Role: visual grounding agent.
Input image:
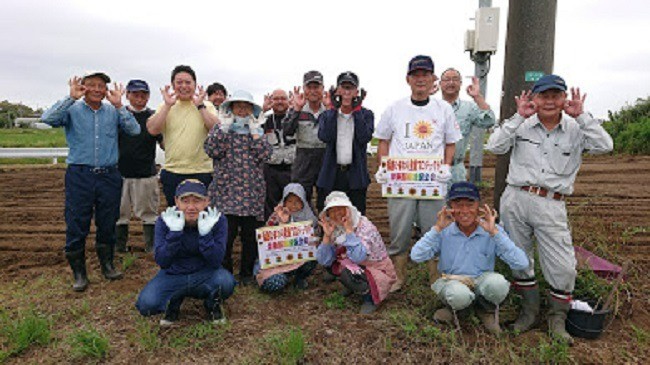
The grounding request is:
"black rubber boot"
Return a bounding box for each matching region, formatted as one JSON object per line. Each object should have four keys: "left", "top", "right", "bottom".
{"left": 509, "top": 284, "right": 540, "bottom": 333}
{"left": 65, "top": 249, "right": 89, "bottom": 292}
{"left": 96, "top": 243, "right": 123, "bottom": 280}
{"left": 115, "top": 224, "right": 129, "bottom": 253}
{"left": 142, "top": 224, "right": 155, "bottom": 252}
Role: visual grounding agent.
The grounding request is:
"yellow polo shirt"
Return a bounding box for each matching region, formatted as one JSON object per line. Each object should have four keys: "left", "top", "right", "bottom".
{"left": 156, "top": 100, "right": 216, "bottom": 174}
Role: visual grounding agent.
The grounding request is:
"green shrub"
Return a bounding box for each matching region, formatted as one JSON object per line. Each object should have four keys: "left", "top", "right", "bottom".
{"left": 604, "top": 97, "right": 650, "bottom": 155}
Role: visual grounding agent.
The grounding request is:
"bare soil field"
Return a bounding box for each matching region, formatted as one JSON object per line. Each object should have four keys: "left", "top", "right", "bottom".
{"left": 1, "top": 154, "right": 649, "bottom": 364}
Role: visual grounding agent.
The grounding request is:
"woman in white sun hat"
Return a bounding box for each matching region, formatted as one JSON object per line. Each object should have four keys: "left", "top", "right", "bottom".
{"left": 316, "top": 191, "right": 396, "bottom": 314}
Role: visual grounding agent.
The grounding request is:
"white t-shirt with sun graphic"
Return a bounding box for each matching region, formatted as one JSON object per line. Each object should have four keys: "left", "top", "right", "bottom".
{"left": 374, "top": 97, "right": 461, "bottom": 157}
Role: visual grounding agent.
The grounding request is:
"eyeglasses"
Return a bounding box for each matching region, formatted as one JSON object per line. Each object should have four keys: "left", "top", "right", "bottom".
{"left": 440, "top": 77, "right": 461, "bottom": 83}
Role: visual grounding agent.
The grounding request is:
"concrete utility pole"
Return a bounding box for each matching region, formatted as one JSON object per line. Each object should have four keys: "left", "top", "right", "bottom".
{"left": 468, "top": 0, "right": 493, "bottom": 185}
{"left": 494, "top": 0, "right": 557, "bottom": 214}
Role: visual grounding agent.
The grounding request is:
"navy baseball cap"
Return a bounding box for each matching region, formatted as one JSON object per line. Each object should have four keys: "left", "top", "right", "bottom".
{"left": 532, "top": 74, "right": 567, "bottom": 94}
{"left": 447, "top": 182, "right": 480, "bottom": 202}
{"left": 337, "top": 71, "right": 359, "bottom": 87}
{"left": 408, "top": 55, "right": 434, "bottom": 75}
{"left": 175, "top": 179, "right": 207, "bottom": 199}
{"left": 126, "top": 79, "right": 150, "bottom": 93}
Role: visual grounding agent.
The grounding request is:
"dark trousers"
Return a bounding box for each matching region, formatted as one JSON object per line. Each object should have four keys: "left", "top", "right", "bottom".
{"left": 291, "top": 148, "right": 325, "bottom": 208}
{"left": 160, "top": 169, "right": 212, "bottom": 208}
{"left": 224, "top": 215, "right": 262, "bottom": 278}
{"left": 64, "top": 165, "right": 122, "bottom": 252}
{"left": 264, "top": 163, "right": 292, "bottom": 220}
{"left": 317, "top": 168, "right": 367, "bottom": 214}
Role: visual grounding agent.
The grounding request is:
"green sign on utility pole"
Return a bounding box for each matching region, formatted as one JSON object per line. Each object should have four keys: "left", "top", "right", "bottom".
{"left": 525, "top": 71, "right": 545, "bottom": 82}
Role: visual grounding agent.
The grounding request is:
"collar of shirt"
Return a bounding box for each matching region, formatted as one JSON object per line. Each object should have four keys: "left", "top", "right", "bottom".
{"left": 532, "top": 114, "right": 567, "bottom": 132}
{"left": 82, "top": 99, "right": 107, "bottom": 112}
{"left": 448, "top": 222, "right": 488, "bottom": 239}
{"left": 338, "top": 111, "right": 353, "bottom": 120}
{"left": 302, "top": 103, "right": 325, "bottom": 117}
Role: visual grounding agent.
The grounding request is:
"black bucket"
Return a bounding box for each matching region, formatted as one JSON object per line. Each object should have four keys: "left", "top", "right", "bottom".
{"left": 565, "top": 301, "right": 611, "bottom": 339}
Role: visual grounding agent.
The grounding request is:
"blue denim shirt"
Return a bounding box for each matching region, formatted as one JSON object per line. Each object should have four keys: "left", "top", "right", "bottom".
{"left": 41, "top": 96, "right": 140, "bottom": 166}
{"left": 315, "top": 233, "right": 368, "bottom": 267}
{"left": 410, "top": 223, "right": 528, "bottom": 277}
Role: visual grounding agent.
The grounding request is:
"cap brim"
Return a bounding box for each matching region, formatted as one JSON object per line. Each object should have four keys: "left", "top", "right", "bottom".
{"left": 408, "top": 67, "right": 434, "bottom": 75}
{"left": 304, "top": 79, "right": 323, "bottom": 85}
{"left": 447, "top": 194, "right": 479, "bottom": 202}
{"left": 532, "top": 85, "right": 567, "bottom": 94}
{"left": 127, "top": 87, "right": 149, "bottom": 92}
{"left": 177, "top": 192, "right": 207, "bottom": 199}
{"left": 83, "top": 73, "right": 111, "bottom": 83}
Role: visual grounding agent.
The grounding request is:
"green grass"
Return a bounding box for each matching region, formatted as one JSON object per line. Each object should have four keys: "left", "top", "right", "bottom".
{"left": 263, "top": 326, "right": 306, "bottom": 365}
{"left": 121, "top": 253, "right": 138, "bottom": 272}
{"left": 130, "top": 317, "right": 161, "bottom": 351}
{"left": 323, "top": 292, "right": 348, "bottom": 310}
{"left": 167, "top": 320, "right": 230, "bottom": 350}
{"left": 0, "top": 128, "right": 66, "bottom": 148}
{"left": 68, "top": 327, "right": 110, "bottom": 360}
{"left": 0, "top": 309, "right": 52, "bottom": 361}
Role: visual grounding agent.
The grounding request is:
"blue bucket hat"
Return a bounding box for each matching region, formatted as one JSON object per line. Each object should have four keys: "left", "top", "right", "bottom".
{"left": 532, "top": 74, "right": 567, "bottom": 94}
{"left": 221, "top": 90, "right": 262, "bottom": 117}
{"left": 175, "top": 179, "right": 207, "bottom": 199}
{"left": 447, "top": 182, "right": 480, "bottom": 202}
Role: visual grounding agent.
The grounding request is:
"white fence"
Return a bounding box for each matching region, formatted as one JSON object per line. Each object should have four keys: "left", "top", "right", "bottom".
{"left": 0, "top": 147, "right": 68, "bottom": 164}
{"left": 0, "top": 146, "right": 166, "bottom": 165}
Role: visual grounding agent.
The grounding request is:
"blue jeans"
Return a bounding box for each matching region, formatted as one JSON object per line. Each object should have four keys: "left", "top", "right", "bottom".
{"left": 159, "top": 169, "right": 212, "bottom": 208}
{"left": 135, "top": 267, "right": 236, "bottom": 315}
{"left": 64, "top": 165, "right": 122, "bottom": 252}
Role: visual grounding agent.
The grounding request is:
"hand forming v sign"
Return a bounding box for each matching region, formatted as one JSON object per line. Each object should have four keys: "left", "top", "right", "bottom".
{"left": 68, "top": 76, "right": 87, "bottom": 100}
{"left": 161, "top": 85, "right": 177, "bottom": 106}
{"left": 106, "top": 83, "right": 125, "bottom": 108}
{"left": 434, "top": 206, "right": 455, "bottom": 232}
{"left": 477, "top": 204, "right": 499, "bottom": 236}
{"left": 515, "top": 90, "right": 537, "bottom": 118}
{"left": 341, "top": 207, "right": 354, "bottom": 234}
{"left": 292, "top": 86, "right": 306, "bottom": 111}
{"left": 466, "top": 76, "right": 481, "bottom": 98}
{"left": 563, "top": 87, "right": 586, "bottom": 118}
{"left": 193, "top": 86, "right": 207, "bottom": 106}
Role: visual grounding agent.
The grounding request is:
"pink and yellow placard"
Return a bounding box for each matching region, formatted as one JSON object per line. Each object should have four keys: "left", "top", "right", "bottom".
{"left": 379, "top": 156, "right": 447, "bottom": 199}
{"left": 256, "top": 221, "right": 317, "bottom": 269}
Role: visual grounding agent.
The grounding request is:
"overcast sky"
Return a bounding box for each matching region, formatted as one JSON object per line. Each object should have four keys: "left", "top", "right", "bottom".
{"left": 1, "top": 0, "right": 648, "bottom": 119}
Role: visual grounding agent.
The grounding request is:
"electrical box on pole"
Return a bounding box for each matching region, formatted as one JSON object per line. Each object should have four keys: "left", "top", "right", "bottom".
{"left": 465, "top": 7, "right": 500, "bottom": 55}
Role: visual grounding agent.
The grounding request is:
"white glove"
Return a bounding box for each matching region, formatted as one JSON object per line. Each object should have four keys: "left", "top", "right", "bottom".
{"left": 435, "top": 164, "right": 452, "bottom": 183}
{"left": 161, "top": 207, "right": 185, "bottom": 232}
{"left": 374, "top": 169, "right": 389, "bottom": 184}
{"left": 198, "top": 207, "right": 222, "bottom": 236}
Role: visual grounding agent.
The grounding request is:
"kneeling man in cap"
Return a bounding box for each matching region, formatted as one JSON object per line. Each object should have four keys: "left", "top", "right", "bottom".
{"left": 136, "top": 179, "right": 235, "bottom": 326}
{"left": 410, "top": 182, "right": 528, "bottom": 334}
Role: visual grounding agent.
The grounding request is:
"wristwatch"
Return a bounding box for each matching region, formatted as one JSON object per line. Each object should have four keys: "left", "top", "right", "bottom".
{"left": 197, "top": 103, "right": 206, "bottom": 110}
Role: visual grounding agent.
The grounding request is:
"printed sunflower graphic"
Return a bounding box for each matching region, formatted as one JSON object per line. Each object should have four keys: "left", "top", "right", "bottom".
{"left": 413, "top": 121, "right": 433, "bottom": 139}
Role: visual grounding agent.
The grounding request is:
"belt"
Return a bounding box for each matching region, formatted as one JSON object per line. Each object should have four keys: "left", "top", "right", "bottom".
{"left": 337, "top": 164, "right": 350, "bottom": 172}
{"left": 69, "top": 164, "right": 118, "bottom": 174}
{"left": 520, "top": 186, "right": 565, "bottom": 201}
